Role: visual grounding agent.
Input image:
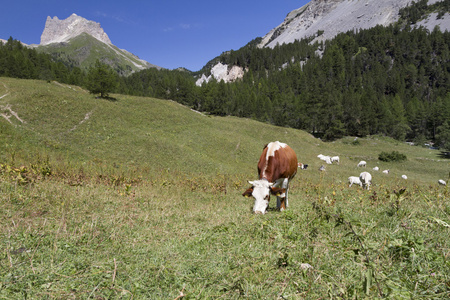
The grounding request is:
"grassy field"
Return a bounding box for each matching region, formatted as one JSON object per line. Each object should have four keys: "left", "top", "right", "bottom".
{"left": 0, "top": 77, "right": 449, "bottom": 299}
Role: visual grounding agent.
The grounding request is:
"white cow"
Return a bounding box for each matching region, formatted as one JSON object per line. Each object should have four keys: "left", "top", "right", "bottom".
{"left": 331, "top": 156, "right": 340, "bottom": 164}
{"left": 382, "top": 169, "right": 390, "bottom": 174}
{"left": 373, "top": 166, "right": 379, "bottom": 171}
{"left": 438, "top": 179, "right": 446, "bottom": 185}
{"left": 318, "top": 154, "right": 332, "bottom": 164}
{"left": 401, "top": 175, "right": 407, "bottom": 180}
{"left": 360, "top": 172, "right": 372, "bottom": 190}
{"left": 348, "top": 176, "right": 362, "bottom": 187}
{"left": 357, "top": 161, "right": 366, "bottom": 167}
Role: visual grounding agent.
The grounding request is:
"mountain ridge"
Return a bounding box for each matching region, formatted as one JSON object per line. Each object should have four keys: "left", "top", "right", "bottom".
{"left": 36, "top": 33, "right": 160, "bottom": 75}
{"left": 31, "top": 14, "right": 160, "bottom": 75}
{"left": 260, "top": 0, "right": 450, "bottom": 48}
{"left": 2, "top": 0, "right": 449, "bottom": 76}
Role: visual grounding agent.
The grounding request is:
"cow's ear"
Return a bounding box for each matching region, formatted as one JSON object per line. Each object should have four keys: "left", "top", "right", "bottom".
{"left": 242, "top": 187, "right": 253, "bottom": 198}
{"left": 270, "top": 187, "right": 286, "bottom": 196}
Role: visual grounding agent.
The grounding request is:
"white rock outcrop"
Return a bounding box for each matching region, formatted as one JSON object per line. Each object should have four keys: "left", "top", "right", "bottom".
{"left": 195, "top": 62, "right": 245, "bottom": 86}
{"left": 40, "top": 13, "right": 112, "bottom": 45}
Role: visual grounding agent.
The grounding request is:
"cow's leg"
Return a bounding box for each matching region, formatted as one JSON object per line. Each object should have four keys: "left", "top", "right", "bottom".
{"left": 277, "top": 178, "right": 289, "bottom": 211}
{"left": 277, "top": 196, "right": 285, "bottom": 211}
{"left": 283, "top": 178, "right": 290, "bottom": 208}
{"left": 281, "top": 197, "right": 287, "bottom": 210}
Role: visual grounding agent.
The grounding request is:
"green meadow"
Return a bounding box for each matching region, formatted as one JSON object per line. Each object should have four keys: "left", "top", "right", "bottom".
{"left": 1, "top": 77, "right": 449, "bottom": 299}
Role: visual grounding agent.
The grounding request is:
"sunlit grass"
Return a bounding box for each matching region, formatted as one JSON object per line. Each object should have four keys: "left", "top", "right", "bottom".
{"left": 2, "top": 173, "right": 448, "bottom": 298}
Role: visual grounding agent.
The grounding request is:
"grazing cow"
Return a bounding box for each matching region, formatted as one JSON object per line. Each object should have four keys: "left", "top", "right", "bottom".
{"left": 373, "top": 166, "right": 379, "bottom": 171}
{"left": 298, "top": 163, "right": 308, "bottom": 170}
{"left": 318, "top": 154, "right": 332, "bottom": 164}
{"left": 358, "top": 161, "right": 367, "bottom": 167}
{"left": 402, "top": 175, "right": 407, "bottom": 180}
{"left": 348, "top": 176, "right": 362, "bottom": 187}
{"left": 360, "top": 172, "right": 372, "bottom": 190}
{"left": 331, "top": 156, "right": 340, "bottom": 164}
{"left": 243, "top": 141, "right": 298, "bottom": 214}
{"left": 438, "top": 179, "right": 446, "bottom": 185}
{"left": 382, "top": 169, "right": 390, "bottom": 174}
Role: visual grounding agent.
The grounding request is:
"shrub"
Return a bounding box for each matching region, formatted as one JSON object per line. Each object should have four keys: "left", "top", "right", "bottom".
{"left": 378, "top": 151, "right": 407, "bottom": 162}
{"left": 351, "top": 139, "right": 360, "bottom": 146}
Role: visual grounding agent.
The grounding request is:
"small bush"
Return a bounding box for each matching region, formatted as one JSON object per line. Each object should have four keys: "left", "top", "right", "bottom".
{"left": 343, "top": 138, "right": 360, "bottom": 145}
{"left": 378, "top": 151, "right": 407, "bottom": 162}
{"left": 351, "top": 139, "right": 360, "bottom": 146}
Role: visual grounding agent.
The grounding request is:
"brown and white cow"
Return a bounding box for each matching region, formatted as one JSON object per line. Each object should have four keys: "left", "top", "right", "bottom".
{"left": 242, "top": 141, "right": 298, "bottom": 214}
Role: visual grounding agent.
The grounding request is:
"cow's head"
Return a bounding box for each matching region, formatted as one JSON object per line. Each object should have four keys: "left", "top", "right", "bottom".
{"left": 242, "top": 179, "right": 285, "bottom": 214}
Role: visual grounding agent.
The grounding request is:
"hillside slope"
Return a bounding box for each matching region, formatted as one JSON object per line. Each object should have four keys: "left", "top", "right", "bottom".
{"left": 0, "top": 77, "right": 314, "bottom": 176}
{"left": 260, "top": 0, "right": 450, "bottom": 48}
{"left": 0, "top": 77, "right": 448, "bottom": 183}
{"left": 197, "top": 0, "right": 450, "bottom": 85}
{"left": 36, "top": 33, "right": 157, "bottom": 75}
{"left": 32, "top": 13, "right": 159, "bottom": 75}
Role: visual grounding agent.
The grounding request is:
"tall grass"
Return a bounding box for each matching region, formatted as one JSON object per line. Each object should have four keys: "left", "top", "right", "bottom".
{"left": 0, "top": 77, "right": 449, "bottom": 298}
{"left": 1, "top": 171, "right": 448, "bottom": 298}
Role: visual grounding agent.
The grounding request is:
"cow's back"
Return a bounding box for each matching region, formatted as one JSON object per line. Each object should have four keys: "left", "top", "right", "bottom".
{"left": 258, "top": 142, "right": 298, "bottom": 182}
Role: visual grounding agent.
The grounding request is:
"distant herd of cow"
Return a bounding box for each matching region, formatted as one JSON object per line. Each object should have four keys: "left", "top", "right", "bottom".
{"left": 243, "top": 141, "right": 447, "bottom": 214}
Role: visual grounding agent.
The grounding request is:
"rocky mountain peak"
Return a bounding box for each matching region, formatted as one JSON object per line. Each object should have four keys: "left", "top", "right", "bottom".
{"left": 40, "top": 13, "right": 112, "bottom": 45}
{"left": 259, "top": 0, "right": 449, "bottom": 48}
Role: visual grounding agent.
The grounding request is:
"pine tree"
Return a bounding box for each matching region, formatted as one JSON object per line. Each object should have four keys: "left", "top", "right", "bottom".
{"left": 86, "top": 60, "right": 117, "bottom": 98}
{"left": 390, "top": 95, "right": 410, "bottom": 140}
{"left": 435, "top": 121, "right": 450, "bottom": 151}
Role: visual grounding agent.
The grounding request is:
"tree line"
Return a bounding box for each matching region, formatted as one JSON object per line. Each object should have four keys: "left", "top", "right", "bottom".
{"left": 399, "top": 0, "right": 450, "bottom": 23}
{"left": 0, "top": 9, "right": 449, "bottom": 150}
{"left": 0, "top": 37, "right": 86, "bottom": 86}
{"left": 118, "top": 23, "right": 449, "bottom": 149}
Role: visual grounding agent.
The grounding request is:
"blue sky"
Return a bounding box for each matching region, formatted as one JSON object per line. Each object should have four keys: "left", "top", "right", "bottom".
{"left": 0, "top": 0, "right": 309, "bottom": 71}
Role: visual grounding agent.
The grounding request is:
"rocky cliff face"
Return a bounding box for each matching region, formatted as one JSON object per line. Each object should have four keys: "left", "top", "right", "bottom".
{"left": 260, "top": 0, "right": 412, "bottom": 48}
{"left": 40, "top": 13, "right": 111, "bottom": 45}
{"left": 260, "top": 0, "right": 450, "bottom": 48}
